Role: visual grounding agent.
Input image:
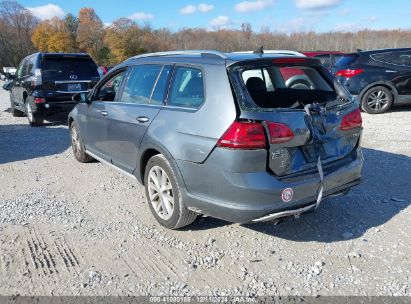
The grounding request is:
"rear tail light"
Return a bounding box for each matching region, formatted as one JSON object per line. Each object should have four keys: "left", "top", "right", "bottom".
{"left": 266, "top": 122, "right": 294, "bottom": 144}
{"left": 340, "top": 108, "right": 362, "bottom": 130}
{"left": 335, "top": 69, "right": 364, "bottom": 78}
{"left": 34, "top": 98, "right": 46, "bottom": 104}
{"left": 217, "top": 121, "right": 266, "bottom": 149}
{"left": 31, "top": 68, "right": 42, "bottom": 86}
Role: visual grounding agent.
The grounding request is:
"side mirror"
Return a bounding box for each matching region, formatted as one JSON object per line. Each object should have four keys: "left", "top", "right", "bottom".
{"left": 72, "top": 92, "right": 88, "bottom": 103}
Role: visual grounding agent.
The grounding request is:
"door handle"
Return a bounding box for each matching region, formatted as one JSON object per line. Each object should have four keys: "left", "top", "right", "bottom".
{"left": 137, "top": 116, "right": 149, "bottom": 123}
{"left": 100, "top": 111, "right": 108, "bottom": 117}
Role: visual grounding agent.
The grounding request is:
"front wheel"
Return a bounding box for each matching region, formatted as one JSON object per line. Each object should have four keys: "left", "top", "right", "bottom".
{"left": 70, "top": 121, "right": 93, "bottom": 163}
{"left": 144, "top": 154, "right": 197, "bottom": 229}
{"left": 25, "top": 101, "right": 44, "bottom": 126}
{"left": 361, "top": 86, "right": 393, "bottom": 114}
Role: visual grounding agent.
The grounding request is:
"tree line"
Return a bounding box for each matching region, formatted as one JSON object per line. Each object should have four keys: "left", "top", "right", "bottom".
{"left": 1, "top": 0, "right": 411, "bottom": 68}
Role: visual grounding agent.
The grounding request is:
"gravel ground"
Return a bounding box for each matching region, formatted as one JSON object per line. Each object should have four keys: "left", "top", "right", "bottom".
{"left": 0, "top": 83, "right": 410, "bottom": 297}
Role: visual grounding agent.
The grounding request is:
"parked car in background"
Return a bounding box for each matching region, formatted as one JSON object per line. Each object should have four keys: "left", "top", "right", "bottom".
{"left": 68, "top": 50, "right": 363, "bottom": 229}
{"left": 303, "top": 51, "right": 344, "bottom": 70}
{"left": 6, "top": 53, "right": 100, "bottom": 126}
{"left": 333, "top": 48, "right": 411, "bottom": 114}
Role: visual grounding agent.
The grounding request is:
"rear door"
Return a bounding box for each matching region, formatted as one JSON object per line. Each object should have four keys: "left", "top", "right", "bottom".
{"left": 230, "top": 59, "right": 361, "bottom": 176}
{"left": 12, "top": 58, "right": 28, "bottom": 107}
{"left": 387, "top": 51, "right": 411, "bottom": 96}
{"left": 107, "top": 64, "right": 172, "bottom": 173}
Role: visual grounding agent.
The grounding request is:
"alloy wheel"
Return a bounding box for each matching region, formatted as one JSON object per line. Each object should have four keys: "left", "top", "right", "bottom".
{"left": 367, "top": 90, "right": 390, "bottom": 111}
{"left": 147, "top": 166, "right": 174, "bottom": 221}
{"left": 70, "top": 125, "right": 81, "bottom": 157}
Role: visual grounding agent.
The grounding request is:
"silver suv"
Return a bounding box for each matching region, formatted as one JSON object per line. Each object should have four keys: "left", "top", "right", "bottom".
{"left": 68, "top": 50, "right": 363, "bottom": 229}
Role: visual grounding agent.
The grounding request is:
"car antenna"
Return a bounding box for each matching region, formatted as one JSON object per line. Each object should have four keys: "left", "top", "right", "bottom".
{"left": 253, "top": 46, "right": 264, "bottom": 55}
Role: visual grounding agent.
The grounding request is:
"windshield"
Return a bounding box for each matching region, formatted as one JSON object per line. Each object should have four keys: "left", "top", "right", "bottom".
{"left": 233, "top": 64, "right": 336, "bottom": 110}
{"left": 42, "top": 57, "right": 99, "bottom": 80}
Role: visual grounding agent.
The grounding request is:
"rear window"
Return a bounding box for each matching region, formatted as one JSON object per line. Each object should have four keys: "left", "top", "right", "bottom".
{"left": 334, "top": 55, "right": 358, "bottom": 67}
{"left": 41, "top": 57, "right": 99, "bottom": 80}
{"left": 232, "top": 64, "right": 336, "bottom": 110}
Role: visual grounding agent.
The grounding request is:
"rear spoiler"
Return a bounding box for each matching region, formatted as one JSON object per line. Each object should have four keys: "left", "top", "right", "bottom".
{"left": 42, "top": 53, "right": 91, "bottom": 59}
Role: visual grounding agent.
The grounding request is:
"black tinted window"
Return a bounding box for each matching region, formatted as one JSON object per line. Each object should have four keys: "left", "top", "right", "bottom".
{"left": 315, "top": 54, "right": 331, "bottom": 66}
{"left": 151, "top": 66, "right": 172, "bottom": 105}
{"left": 335, "top": 55, "right": 358, "bottom": 67}
{"left": 377, "top": 51, "right": 411, "bottom": 66}
{"left": 121, "top": 65, "right": 162, "bottom": 104}
{"left": 168, "top": 67, "right": 204, "bottom": 108}
{"left": 41, "top": 57, "right": 99, "bottom": 80}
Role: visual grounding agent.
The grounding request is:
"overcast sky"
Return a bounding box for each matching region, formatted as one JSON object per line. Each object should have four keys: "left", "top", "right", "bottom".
{"left": 20, "top": 0, "right": 411, "bottom": 33}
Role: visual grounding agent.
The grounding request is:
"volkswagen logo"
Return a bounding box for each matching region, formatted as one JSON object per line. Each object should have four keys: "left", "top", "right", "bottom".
{"left": 69, "top": 74, "right": 78, "bottom": 80}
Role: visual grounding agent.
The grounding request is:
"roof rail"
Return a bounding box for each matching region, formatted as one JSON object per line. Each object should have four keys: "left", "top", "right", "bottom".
{"left": 130, "top": 50, "right": 227, "bottom": 60}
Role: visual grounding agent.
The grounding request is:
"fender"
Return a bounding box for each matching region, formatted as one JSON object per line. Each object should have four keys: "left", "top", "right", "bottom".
{"left": 136, "top": 140, "right": 188, "bottom": 192}
{"left": 358, "top": 81, "right": 399, "bottom": 103}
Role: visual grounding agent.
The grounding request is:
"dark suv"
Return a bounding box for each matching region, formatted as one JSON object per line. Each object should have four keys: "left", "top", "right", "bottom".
{"left": 7, "top": 53, "right": 100, "bottom": 125}
{"left": 333, "top": 48, "right": 411, "bottom": 114}
{"left": 69, "top": 50, "right": 363, "bottom": 229}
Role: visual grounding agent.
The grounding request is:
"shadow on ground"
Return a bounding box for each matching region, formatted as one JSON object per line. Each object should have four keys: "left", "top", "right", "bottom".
{"left": 240, "top": 147, "right": 410, "bottom": 242}
{"left": 0, "top": 123, "right": 70, "bottom": 164}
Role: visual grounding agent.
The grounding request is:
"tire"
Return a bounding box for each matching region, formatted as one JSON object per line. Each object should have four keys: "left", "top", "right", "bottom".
{"left": 144, "top": 154, "right": 197, "bottom": 229}
{"left": 70, "top": 121, "right": 93, "bottom": 163}
{"left": 288, "top": 79, "right": 312, "bottom": 90}
{"left": 25, "top": 101, "right": 44, "bottom": 126}
{"left": 361, "top": 86, "right": 393, "bottom": 114}
{"left": 10, "top": 99, "right": 24, "bottom": 117}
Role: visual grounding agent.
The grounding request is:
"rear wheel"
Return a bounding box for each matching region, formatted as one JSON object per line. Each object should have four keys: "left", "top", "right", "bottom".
{"left": 144, "top": 154, "right": 197, "bottom": 229}
{"left": 25, "top": 101, "right": 44, "bottom": 126}
{"left": 361, "top": 86, "right": 393, "bottom": 114}
{"left": 70, "top": 121, "right": 93, "bottom": 163}
{"left": 10, "top": 99, "right": 23, "bottom": 117}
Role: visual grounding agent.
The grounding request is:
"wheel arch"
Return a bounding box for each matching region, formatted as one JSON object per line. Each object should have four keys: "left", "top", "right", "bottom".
{"left": 136, "top": 143, "right": 187, "bottom": 191}
{"left": 359, "top": 81, "right": 398, "bottom": 104}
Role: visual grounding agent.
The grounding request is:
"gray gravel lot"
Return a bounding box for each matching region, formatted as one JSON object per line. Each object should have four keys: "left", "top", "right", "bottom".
{"left": 0, "top": 83, "right": 410, "bottom": 297}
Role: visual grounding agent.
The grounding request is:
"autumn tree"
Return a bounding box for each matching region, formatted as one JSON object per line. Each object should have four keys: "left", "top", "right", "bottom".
{"left": 104, "top": 18, "right": 147, "bottom": 64}
{"left": 32, "top": 17, "right": 74, "bottom": 52}
{"left": 76, "top": 8, "right": 104, "bottom": 62}
{"left": 0, "top": 1, "right": 38, "bottom": 67}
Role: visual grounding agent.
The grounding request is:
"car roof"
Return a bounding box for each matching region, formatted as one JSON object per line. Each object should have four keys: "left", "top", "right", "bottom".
{"left": 353, "top": 48, "right": 411, "bottom": 56}
{"left": 123, "top": 50, "right": 310, "bottom": 67}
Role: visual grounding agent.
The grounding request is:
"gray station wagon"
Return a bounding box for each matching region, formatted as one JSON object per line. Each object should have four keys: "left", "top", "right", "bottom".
{"left": 68, "top": 50, "right": 363, "bottom": 229}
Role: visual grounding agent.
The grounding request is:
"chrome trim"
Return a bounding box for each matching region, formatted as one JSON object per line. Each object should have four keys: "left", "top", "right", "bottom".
{"left": 55, "top": 80, "right": 92, "bottom": 84}
{"left": 252, "top": 203, "right": 317, "bottom": 222}
{"left": 85, "top": 150, "right": 137, "bottom": 181}
{"left": 56, "top": 90, "right": 89, "bottom": 94}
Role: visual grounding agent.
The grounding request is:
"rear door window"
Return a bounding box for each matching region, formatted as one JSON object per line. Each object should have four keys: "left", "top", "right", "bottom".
{"left": 41, "top": 57, "right": 99, "bottom": 80}
{"left": 168, "top": 67, "right": 204, "bottom": 108}
{"left": 121, "top": 64, "right": 162, "bottom": 104}
{"left": 151, "top": 66, "right": 172, "bottom": 105}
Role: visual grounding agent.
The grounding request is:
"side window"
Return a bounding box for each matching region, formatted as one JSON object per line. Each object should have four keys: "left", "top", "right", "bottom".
{"left": 392, "top": 52, "right": 411, "bottom": 67}
{"left": 121, "top": 65, "right": 162, "bottom": 104}
{"left": 27, "top": 56, "right": 35, "bottom": 75}
{"left": 168, "top": 67, "right": 204, "bottom": 108}
{"left": 371, "top": 52, "right": 394, "bottom": 65}
{"left": 17, "top": 59, "right": 27, "bottom": 78}
{"left": 97, "top": 71, "right": 126, "bottom": 102}
{"left": 151, "top": 66, "right": 172, "bottom": 105}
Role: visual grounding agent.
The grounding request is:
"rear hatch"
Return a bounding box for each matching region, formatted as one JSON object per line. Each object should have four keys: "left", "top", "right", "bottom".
{"left": 227, "top": 57, "right": 362, "bottom": 176}
{"left": 40, "top": 54, "right": 100, "bottom": 100}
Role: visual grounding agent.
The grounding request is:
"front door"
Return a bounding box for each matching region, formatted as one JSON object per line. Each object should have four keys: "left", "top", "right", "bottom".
{"left": 107, "top": 64, "right": 172, "bottom": 173}
{"left": 81, "top": 70, "right": 127, "bottom": 161}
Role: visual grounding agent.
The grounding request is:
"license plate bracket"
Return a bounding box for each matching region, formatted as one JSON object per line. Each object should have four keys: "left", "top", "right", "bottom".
{"left": 68, "top": 83, "right": 82, "bottom": 91}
